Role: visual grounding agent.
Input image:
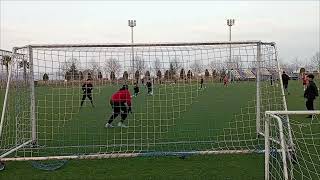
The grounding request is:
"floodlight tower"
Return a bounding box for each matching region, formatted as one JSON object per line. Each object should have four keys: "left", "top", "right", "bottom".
{"left": 128, "top": 20, "right": 136, "bottom": 74}
{"left": 227, "top": 19, "right": 235, "bottom": 82}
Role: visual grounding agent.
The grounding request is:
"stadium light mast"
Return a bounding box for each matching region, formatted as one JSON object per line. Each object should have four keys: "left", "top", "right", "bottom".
{"left": 227, "top": 19, "right": 235, "bottom": 82}
{"left": 128, "top": 20, "right": 136, "bottom": 76}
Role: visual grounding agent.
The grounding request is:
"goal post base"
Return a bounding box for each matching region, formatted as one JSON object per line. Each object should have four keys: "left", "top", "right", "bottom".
{"left": 1, "top": 149, "right": 262, "bottom": 162}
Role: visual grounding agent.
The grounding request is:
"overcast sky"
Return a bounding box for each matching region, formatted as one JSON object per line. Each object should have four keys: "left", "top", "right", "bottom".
{"left": 0, "top": 1, "right": 319, "bottom": 63}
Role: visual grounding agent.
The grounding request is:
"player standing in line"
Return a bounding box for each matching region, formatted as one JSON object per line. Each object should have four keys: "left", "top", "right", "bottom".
{"left": 281, "top": 71, "right": 290, "bottom": 95}
{"left": 80, "top": 79, "right": 95, "bottom": 108}
{"left": 199, "top": 77, "right": 204, "bottom": 89}
{"left": 105, "top": 85, "right": 132, "bottom": 128}
{"left": 146, "top": 79, "right": 153, "bottom": 95}
{"left": 304, "top": 74, "right": 319, "bottom": 118}
{"left": 133, "top": 83, "right": 140, "bottom": 97}
{"left": 223, "top": 75, "right": 229, "bottom": 87}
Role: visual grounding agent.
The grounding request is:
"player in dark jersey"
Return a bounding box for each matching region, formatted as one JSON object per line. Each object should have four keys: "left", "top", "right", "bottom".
{"left": 146, "top": 80, "right": 153, "bottom": 95}
{"left": 281, "top": 71, "right": 290, "bottom": 95}
{"left": 80, "top": 79, "right": 95, "bottom": 108}
{"left": 133, "top": 83, "right": 139, "bottom": 97}
{"left": 200, "top": 77, "right": 204, "bottom": 89}
{"left": 304, "top": 74, "right": 319, "bottom": 118}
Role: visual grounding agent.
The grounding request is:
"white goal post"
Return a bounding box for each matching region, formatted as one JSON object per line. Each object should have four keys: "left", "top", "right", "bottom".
{"left": 1, "top": 41, "right": 284, "bottom": 163}
{"left": 265, "top": 111, "right": 320, "bottom": 180}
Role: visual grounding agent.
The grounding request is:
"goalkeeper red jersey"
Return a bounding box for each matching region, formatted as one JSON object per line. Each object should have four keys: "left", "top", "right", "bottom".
{"left": 110, "top": 89, "right": 132, "bottom": 106}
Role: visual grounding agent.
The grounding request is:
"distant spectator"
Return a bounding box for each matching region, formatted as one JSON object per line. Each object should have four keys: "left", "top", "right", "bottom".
{"left": 304, "top": 74, "right": 319, "bottom": 118}
{"left": 302, "top": 73, "right": 308, "bottom": 91}
{"left": 224, "top": 76, "right": 229, "bottom": 87}
{"left": 281, "top": 71, "right": 290, "bottom": 95}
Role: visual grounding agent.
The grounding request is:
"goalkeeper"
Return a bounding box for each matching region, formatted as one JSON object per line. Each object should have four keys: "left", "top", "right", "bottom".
{"left": 80, "top": 79, "right": 95, "bottom": 108}
{"left": 105, "top": 85, "right": 132, "bottom": 128}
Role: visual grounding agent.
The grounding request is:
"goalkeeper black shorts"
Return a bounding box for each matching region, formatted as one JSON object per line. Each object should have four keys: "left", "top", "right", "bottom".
{"left": 110, "top": 101, "right": 128, "bottom": 114}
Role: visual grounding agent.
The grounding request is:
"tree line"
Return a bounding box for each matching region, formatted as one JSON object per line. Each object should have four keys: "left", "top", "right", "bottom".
{"left": 50, "top": 56, "right": 224, "bottom": 82}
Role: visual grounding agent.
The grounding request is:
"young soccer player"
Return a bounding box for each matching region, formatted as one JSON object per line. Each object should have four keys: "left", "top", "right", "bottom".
{"left": 105, "top": 85, "right": 132, "bottom": 128}
{"left": 270, "top": 75, "right": 273, "bottom": 86}
{"left": 146, "top": 79, "right": 153, "bottom": 95}
{"left": 80, "top": 79, "right": 95, "bottom": 108}
{"left": 281, "top": 71, "right": 290, "bottom": 95}
{"left": 199, "top": 77, "right": 204, "bottom": 89}
{"left": 133, "top": 83, "right": 139, "bottom": 97}
{"left": 304, "top": 74, "right": 319, "bottom": 118}
{"left": 223, "top": 75, "right": 228, "bottom": 87}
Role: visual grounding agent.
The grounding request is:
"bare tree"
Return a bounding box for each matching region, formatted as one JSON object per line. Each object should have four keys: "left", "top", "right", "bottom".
{"left": 311, "top": 51, "right": 320, "bottom": 72}
{"left": 134, "top": 56, "right": 145, "bottom": 73}
{"left": 279, "top": 59, "right": 292, "bottom": 73}
{"left": 1, "top": 55, "right": 11, "bottom": 77}
{"left": 169, "top": 58, "right": 182, "bottom": 75}
{"left": 153, "top": 58, "right": 162, "bottom": 73}
{"left": 89, "top": 59, "right": 101, "bottom": 78}
{"left": 64, "top": 63, "right": 80, "bottom": 81}
{"left": 104, "top": 58, "right": 121, "bottom": 78}
{"left": 290, "top": 57, "right": 302, "bottom": 73}
{"left": 190, "top": 60, "right": 203, "bottom": 75}
{"left": 209, "top": 61, "right": 217, "bottom": 74}
{"left": 59, "top": 58, "right": 80, "bottom": 79}
{"left": 233, "top": 56, "right": 243, "bottom": 69}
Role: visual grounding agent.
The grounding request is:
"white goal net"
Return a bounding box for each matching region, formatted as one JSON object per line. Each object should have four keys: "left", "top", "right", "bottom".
{"left": 1, "top": 41, "right": 284, "bottom": 163}
{"left": 265, "top": 111, "right": 320, "bottom": 180}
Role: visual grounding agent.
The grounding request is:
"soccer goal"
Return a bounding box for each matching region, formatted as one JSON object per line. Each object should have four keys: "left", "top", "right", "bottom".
{"left": 1, "top": 41, "right": 284, "bottom": 165}
{"left": 265, "top": 111, "right": 320, "bottom": 180}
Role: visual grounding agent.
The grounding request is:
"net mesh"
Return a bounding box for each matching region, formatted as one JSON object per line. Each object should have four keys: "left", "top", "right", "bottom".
{"left": 1, "top": 42, "right": 283, "bottom": 159}
{"left": 267, "top": 114, "right": 320, "bottom": 180}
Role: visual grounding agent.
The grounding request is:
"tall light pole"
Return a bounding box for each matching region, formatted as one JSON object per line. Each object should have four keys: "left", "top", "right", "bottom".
{"left": 128, "top": 20, "right": 136, "bottom": 78}
{"left": 227, "top": 19, "right": 235, "bottom": 82}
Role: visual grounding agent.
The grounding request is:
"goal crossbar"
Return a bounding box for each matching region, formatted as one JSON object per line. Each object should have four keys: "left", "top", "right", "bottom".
{"left": 265, "top": 110, "right": 320, "bottom": 115}
{"left": 14, "top": 41, "right": 275, "bottom": 49}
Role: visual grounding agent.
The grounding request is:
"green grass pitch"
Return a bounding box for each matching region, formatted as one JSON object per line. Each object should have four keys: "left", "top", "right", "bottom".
{"left": 0, "top": 80, "right": 319, "bottom": 180}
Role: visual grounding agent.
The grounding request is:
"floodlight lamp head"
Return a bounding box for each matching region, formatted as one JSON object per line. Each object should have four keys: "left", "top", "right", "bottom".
{"left": 227, "top": 19, "right": 235, "bottom": 26}
{"left": 128, "top": 20, "right": 136, "bottom": 27}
